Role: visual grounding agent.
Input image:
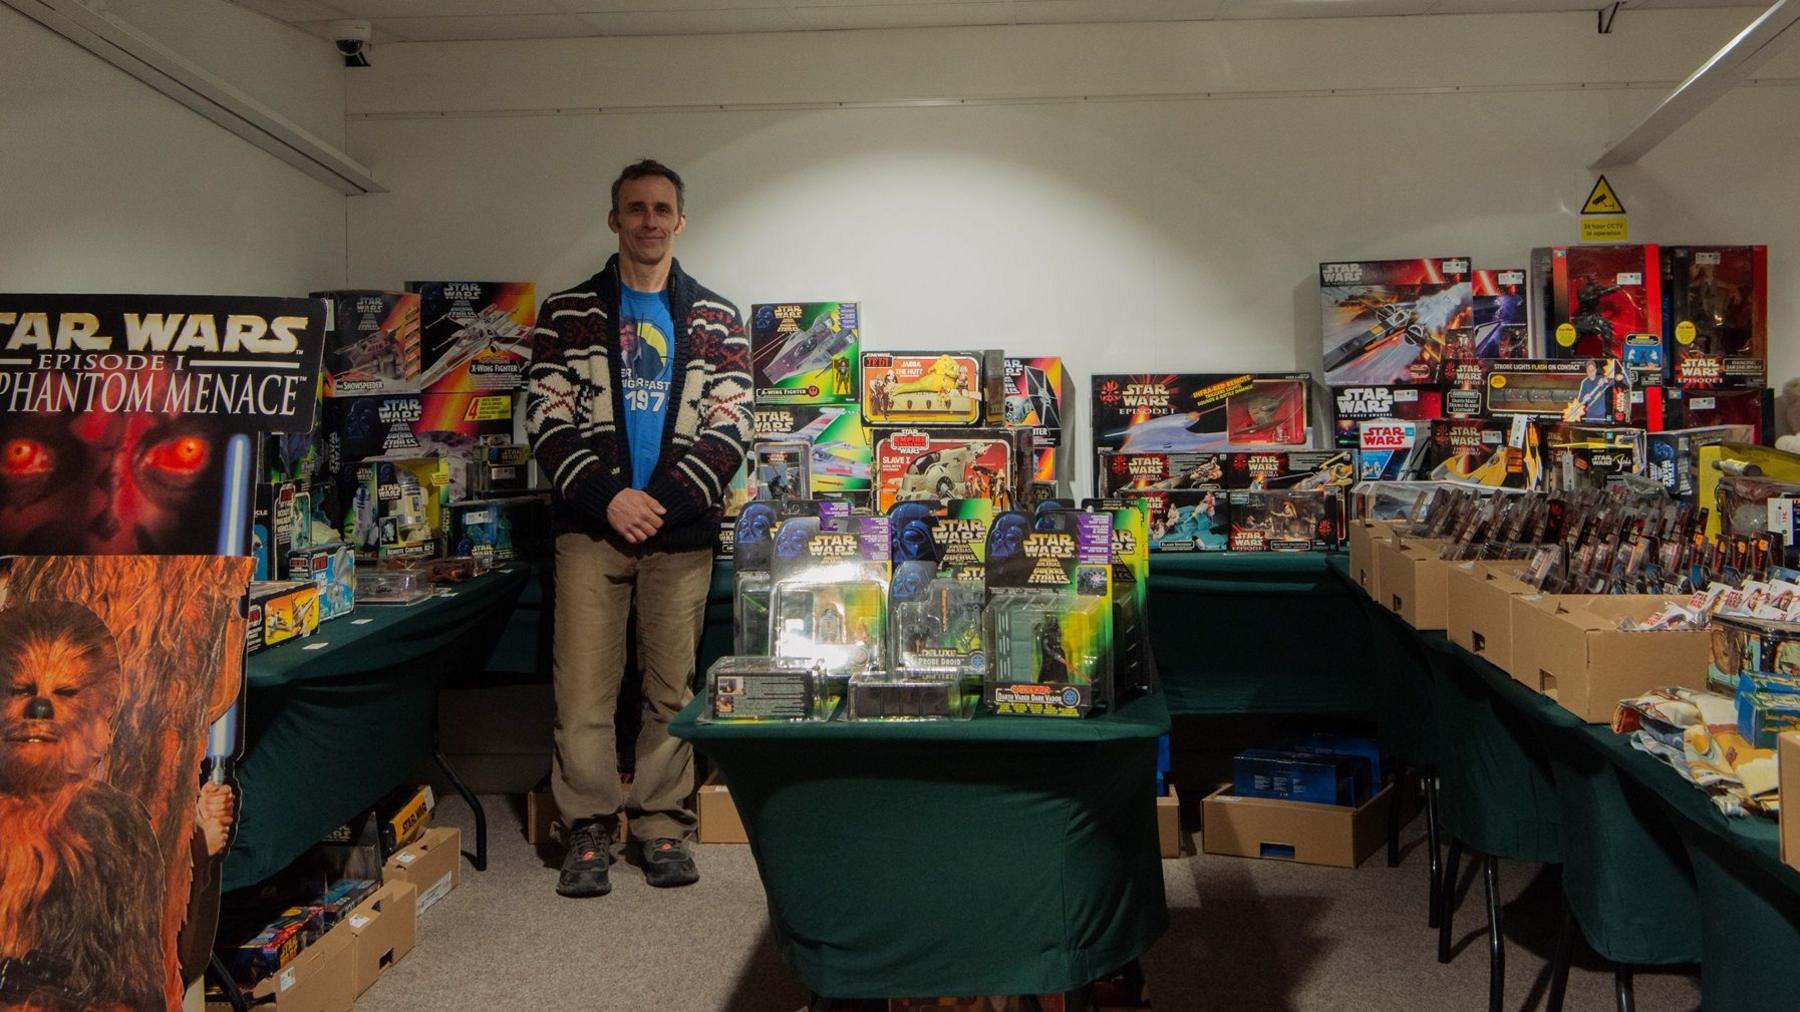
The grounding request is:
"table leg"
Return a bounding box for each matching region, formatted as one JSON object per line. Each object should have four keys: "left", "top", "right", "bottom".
{"left": 432, "top": 728, "right": 488, "bottom": 872}
{"left": 1439, "top": 836, "right": 1461, "bottom": 963}
{"left": 207, "top": 953, "right": 248, "bottom": 1012}
{"left": 1614, "top": 965, "right": 1635, "bottom": 1012}
{"left": 1425, "top": 771, "right": 1443, "bottom": 929}
{"left": 1546, "top": 898, "right": 1575, "bottom": 1012}
{"left": 1387, "top": 759, "right": 1409, "bottom": 868}
{"left": 1484, "top": 854, "right": 1504, "bottom": 1012}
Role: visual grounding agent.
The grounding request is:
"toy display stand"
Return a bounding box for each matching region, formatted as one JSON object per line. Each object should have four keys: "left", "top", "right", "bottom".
{"left": 671, "top": 689, "right": 1170, "bottom": 1000}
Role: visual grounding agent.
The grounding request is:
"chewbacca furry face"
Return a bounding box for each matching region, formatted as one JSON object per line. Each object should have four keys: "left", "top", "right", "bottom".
{"left": 0, "top": 601, "right": 122, "bottom": 795}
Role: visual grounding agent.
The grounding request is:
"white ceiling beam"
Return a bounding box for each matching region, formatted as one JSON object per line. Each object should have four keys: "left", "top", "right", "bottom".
{"left": 3, "top": 0, "right": 384, "bottom": 195}
{"left": 1592, "top": 0, "right": 1800, "bottom": 168}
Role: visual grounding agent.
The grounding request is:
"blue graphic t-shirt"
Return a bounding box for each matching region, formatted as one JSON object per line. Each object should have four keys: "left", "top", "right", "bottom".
{"left": 619, "top": 283, "right": 674, "bottom": 489}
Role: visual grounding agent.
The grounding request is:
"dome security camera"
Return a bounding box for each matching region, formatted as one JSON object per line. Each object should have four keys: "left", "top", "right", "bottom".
{"left": 327, "top": 20, "right": 372, "bottom": 68}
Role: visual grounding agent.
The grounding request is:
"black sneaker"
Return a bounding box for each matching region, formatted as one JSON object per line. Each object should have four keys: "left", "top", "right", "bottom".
{"left": 556, "top": 818, "right": 613, "bottom": 898}
{"left": 640, "top": 837, "right": 699, "bottom": 888}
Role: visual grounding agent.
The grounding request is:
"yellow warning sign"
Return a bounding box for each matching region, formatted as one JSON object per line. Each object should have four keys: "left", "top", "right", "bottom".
{"left": 1580, "top": 217, "right": 1629, "bottom": 242}
{"left": 1581, "top": 176, "right": 1626, "bottom": 215}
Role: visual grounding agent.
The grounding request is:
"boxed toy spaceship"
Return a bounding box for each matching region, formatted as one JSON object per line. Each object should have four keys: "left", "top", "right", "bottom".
{"left": 1531, "top": 245, "right": 1661, "bottom": 365}
{"left": 321, "top": 390, "right": 518, "bottom": 513}
{"left": 1095, "top": 450, "right": 1351, "bottom": 495}
{"left": 1662, "top": 245, "right": 1767, "bottom": 389}
{"left": 1357, "top": 420, "right": 1420, "bottom": 482}
{"left": 1003, "top": 356, "right": 1068, "bottom": 486}
{"left": 287, "top": 541, "right": 356, "bottom": 622}
{"left": 1401, "top": 418, "right": 1543, "bottom": 490}
{"left": 1481, "top": 359, "right": 1630, "bottom": 424}
{"left": 1462, "top": 268, "right": 1531, "bottom": 359}
{"left": 750, "top": 302, "right": 859, "bottom": 406}
{"left": 984, "top": 509, "right": 1114, "bottom": 717}
{"left": 405, "top": 281, "right": 535, "bottom": 394}
{"left": 315, "top": 290, "right": 422, "bottom": 397}
{"left": 349, "top": 456, "right": 452, "bottom": 561}
{"left": 466, "top": 444, "right": 533, "bottom": 497}
{"left": 1646, "top": 425, "right": 1755, "bottom": 499}
{"left": 1331, "top": 384, "right": 1443, "bottom": 447}
{"left": 1097, "top": 451, "right": 1228, "bottom": 495}
{"left": 871, "top": 427, "right": 1031, "bottom": 513}
{"left": 747, "top": 439, "right": 811, "bottom": 504}
{"left": 252, "top": 478, "right": 311, "bottom": 582}
{"left": 1141, "top": 489, "right": 1230, "bottom": 553}
{"left": 860, "top": 350, "right": 1005, "bottom": 427}
{"left": 449, "top": 494, "right": 550, "bottom": 564}
{"left": 1227, "top": 489, "right": 1344, "bottom": 552}
{"left": 1225, "top": 450, "right": 1357, "bottom": 491}
{"left": 748, "top": 404, "right": 871, "bottom": 502}
{"left": 1319, "top": 257, "right": 1472, "bottom": 386}
{"left": 1092, "top": 373, "right": 1314, "bottom": 454}
{"left": 247, "top": 580, "right": 321, "bottom": 654}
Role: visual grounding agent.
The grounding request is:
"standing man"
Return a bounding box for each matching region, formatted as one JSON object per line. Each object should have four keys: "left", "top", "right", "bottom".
{"left": 526, "top": 159, "right": 752, "bottom": 898}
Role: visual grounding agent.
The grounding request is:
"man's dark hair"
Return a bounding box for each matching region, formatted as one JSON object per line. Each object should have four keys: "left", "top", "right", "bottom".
{"left": 611, "top": 159, "right": 685, "bottom": 213}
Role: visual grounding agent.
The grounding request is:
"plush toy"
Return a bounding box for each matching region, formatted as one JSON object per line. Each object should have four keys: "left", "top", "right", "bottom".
{"left": 1775, "top": 378, "right": 1800, "bottom": 442}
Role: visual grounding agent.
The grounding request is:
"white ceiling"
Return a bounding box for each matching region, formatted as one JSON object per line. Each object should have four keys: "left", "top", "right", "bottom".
{"left": 229, "top": 0, "right": 1767, "bottom": 43}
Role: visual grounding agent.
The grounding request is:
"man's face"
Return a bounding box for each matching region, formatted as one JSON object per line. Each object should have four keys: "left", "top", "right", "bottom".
{"left": 609, "top": 176, "right": 686, "bottom": 268}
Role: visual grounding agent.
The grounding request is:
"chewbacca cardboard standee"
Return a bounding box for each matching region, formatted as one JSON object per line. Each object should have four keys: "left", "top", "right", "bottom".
{"left": 0, "top": 555, "right": 249, "bottom": 1011}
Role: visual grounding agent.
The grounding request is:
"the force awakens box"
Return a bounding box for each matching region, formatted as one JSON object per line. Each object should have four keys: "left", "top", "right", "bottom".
{"left": 316, "top": 290, "right": 422, "bottom": 397}
{"left": 1320, "top": 257, "right": 1472, "bottom": 386}
{"left": 1330, "top": 384, "right": 1443, "bottom": 447}
{"left": 1091, "top": 373, "right": 1313, "bottom": 454}
{"left": 750, "top": 302, "right": 859, "bottom": 406}
{"left": 406, "top": 281, "right": 535, "bottom": 394}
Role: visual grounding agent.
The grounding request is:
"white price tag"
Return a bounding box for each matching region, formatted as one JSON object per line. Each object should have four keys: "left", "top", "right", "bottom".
{"left": 279, "top": 968, "right": 296, "bottom": 992}
{"left": 348, "top": 914, "right": 371, "bottom": 930}
{"left": 302, "top": 642, "right": 329, "bottom": 651}
{"left": 351, "top": 618, "right": 374, "bottom": 625}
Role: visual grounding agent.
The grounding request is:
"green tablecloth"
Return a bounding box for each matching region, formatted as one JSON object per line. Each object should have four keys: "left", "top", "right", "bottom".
{"left": 1149, "top": 553, "right": 1374, "bottom": 717}
{"left": 673, "top": 691, "right": 1171, "bottom": 999}
{"left": 223, "top": 567, "right": 530, "bottom": 891}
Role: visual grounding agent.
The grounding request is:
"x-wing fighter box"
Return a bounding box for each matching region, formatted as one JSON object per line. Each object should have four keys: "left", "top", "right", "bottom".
{"left": 1661, "top": 246, "right": 1768, "bottom": 391}
{"left": 1092, "top": 373, "right": 1314, "bottom": 457}
{"left": 406, "top": 281, "right": 535, "bottom": 394}
{"left": 315, "top": 290, "right": 422, "bottom": 396}
{"left": 1320, "top": 258, "right": 1472, "bottom": 386}
{"left": 872, "top": 428, "right": 1031, "bottom": 514}
{"left": 1003, "top": 357, "right": 1069, "bottom": 488}
{"left": 1530, "top": 246, "right": 1661, "bottom": 372}
{"left": 750, "top": 302, "right": 860, "bottom": 406}
{"left": 1331, "top": 385, "right": 1443, "bottom": 447}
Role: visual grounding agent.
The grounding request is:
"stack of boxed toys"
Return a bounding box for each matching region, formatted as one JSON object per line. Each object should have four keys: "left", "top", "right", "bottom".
{"left": 1091, "top": 373, "right": 1349, "bottom": 553}
{"left": 210, "top": 784, "right": 459, "bottom": 1011}
{"left": 309, "top": 285, "right": 551, "bottom": 606}
{"left": 725, "top": 299, "right": 1069, "bottom": 556}
{"left": 1201, "top": 734, "right": 1391, "bottom": 869}
{"left": 711, "top": 496, "right": 1152, "bottom": 722}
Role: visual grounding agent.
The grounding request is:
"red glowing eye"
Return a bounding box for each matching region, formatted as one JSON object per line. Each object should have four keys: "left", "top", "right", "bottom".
{"left": 145, "top": 435, "right": 209, "bottom": 475}
{"left": 0, "top": 438, "right": 52, "bottom": 476}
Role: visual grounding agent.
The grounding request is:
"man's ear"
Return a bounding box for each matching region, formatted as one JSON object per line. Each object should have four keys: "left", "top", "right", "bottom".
{"left": 673, "top": 211, "right": 688, "bottom": 237}
{"left": 607, "top": 208, "right": 620, "bottom": 234}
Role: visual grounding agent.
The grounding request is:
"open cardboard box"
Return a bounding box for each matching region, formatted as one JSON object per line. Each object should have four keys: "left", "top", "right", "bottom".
{"left": 382, "top": 825, "right": 462, "bottom": 916}
{"left": 698, "top": 774, "right": 747, "bottom": 845}
{"left": 347, "top": 878, "right": 417, "bottom": 996}
{"left": 1347, "top": 518, "right": 1402, "bottom": 594}
{"left": 1374, "top": 536, "right": 1454, "bottom": 630}
{"left": 1508, "top": 594, "right": 1712, "bottom": 722}
{"left": 208, "top": 919, "right": 355, "bottom": 1012}
{"left": 1445, "top": 560, "right": 1535, "bottom": 674}
{"left": 1157, "top": 790, "right": 1182, "bottom": 859}
{"left": 1782, "top": 732, "right": 1800, "bottom": 874}
{"left": 526, "top": 780, "right": 633, "bottom": 846}
{"left": 1200, "top": 782, "right": 1393, "bottom": 869}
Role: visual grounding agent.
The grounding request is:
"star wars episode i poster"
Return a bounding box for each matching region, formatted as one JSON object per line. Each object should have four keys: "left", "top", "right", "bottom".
{"left": 0, "top": 295, "right": 325, "bottom": 555}
{"left": 0, "top": 555, "right": 250, "bottom": 1011}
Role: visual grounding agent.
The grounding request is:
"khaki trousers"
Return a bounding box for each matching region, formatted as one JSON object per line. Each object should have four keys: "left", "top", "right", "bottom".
{"left": 551, "top": 533, "right": 712, "bottom": 841}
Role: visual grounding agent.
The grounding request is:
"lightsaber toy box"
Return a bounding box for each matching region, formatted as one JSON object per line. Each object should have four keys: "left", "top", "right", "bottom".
{"left": 1544, "top": 425, "right": 1647, "bottom": 494}
{"left": 1092, "top": 373, "right": 1313, "bottom": 454}
{"left": 871, "top": 427, "right": 1031, "bottom": 513}
{"left": 1530, "top": 245, "right": 1661, "bottom": 365}
{"left": 1661, "top": 246, "right": 1767, "bottom": 390}
{"left": 1331, "top": 384, "right": 1443, "bottom": 446}
{"left": 1319, "top": 257, "right": 1472, "bottom": 386}
{"left": 984, "top": 509, "right": 1114, "bottom": 717}
{"left": 1400, "top": 418, "right": 1543, "bottom": 490}
{"left": 750, "top": 302, "right": 859, "bottom": 406}
{"left": 405, "top": 281, "right": 535, "bottom": 394}
{"left": 860, "top": 350, "right": 1005, "bottom": 427}
{"left": 1227, "top": 489, "right": 1344, "bottom": 552}
{"left": 316, "top": 290, "right": 422, "bottom": 396}
{"left": 1481, "top": 359, "right": 1630, "bottom": 424}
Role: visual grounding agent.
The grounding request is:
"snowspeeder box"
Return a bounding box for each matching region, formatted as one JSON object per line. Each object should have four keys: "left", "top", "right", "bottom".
{"left": 316, "top": 290, "right": 422, "bottom": 396}
{"left": 1320, "top": 257, "right": 1472, "bottom": 386}
{"left": 750, "top": 302, "right": 860, "bottom": 406}
{"left": 1092, "top": 374, "right": 1313, "bottom": 454}
{"left": 405, "top": 281, "right": 535, "bottom": 394}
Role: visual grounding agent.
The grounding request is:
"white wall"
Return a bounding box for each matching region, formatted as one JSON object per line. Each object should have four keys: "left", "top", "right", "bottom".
{"left": 0, "top": 0, "right": 349, "bottom": 296}
{"left": 343, "top": 9, "right": 1800, "bottom": 493}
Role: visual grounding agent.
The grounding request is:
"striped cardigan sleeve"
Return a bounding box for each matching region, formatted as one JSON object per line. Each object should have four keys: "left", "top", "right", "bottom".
{"left": 524, "top": 298, "right": 627, "bottom": 523}
{"left": 644, "top": 300, "right": 753, "bottom": 527}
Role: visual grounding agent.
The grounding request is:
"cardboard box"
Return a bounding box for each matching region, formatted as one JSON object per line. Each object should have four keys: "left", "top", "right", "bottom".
{"left": 1781, "top": 732, "right": 1800, "bottom": 874}
{"left": 1374, "top": 536, "right": 1453, "bottom": 630}
{"left": 697, "top": 777, "right": 747, "bottom": 845}
{"left": 525, "top": 783, "right": 632, "bottom": 846}
{"left": 1201, "top": 783, "right": 1394, "bottom": 869}
{"left": 1346, "top": 518, "right": 1400, "bottom": 593}
{"left": 1445, "top": 560, "right": 1534, "bottom": 673}
{"left": 1157, "top": 792, "right": 1180, "bottom": 859}
{"left": 382, "top": 825, "right": 462, "bottom": 915}
{"left": 1508, "top": 594, "right": 1712, "bottom": 722}
{"left": 210, "top": 920, "right": 356, "bottom": 1012}
{"left": 347, "top": 878, "right": 418, "bottom": 996}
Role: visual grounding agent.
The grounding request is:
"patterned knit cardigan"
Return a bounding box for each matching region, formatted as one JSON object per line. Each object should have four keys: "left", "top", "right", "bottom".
{"left": 525, "top": 255, "right": 753, "bottom": 550}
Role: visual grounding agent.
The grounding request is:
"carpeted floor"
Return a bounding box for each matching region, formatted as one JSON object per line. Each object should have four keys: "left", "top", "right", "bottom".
{"left": 353, "top": 795, "right": 1700, "bottom": 1011}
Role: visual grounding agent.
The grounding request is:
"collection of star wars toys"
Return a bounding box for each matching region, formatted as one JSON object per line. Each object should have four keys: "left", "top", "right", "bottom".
{"left": 1094, "top": 448, "right": 1351, "bottom": 553}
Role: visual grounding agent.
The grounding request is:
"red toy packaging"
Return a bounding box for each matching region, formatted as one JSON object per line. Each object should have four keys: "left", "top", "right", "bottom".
{"left": 1330, "top": 384, "right": 1443, "bottom": 446}
{"left": 1661, "top": 245, "right": 1768, "bottom": 390}
{"left": 1530, "top": 245, "right": 1661, "bottom": 364}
